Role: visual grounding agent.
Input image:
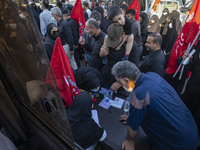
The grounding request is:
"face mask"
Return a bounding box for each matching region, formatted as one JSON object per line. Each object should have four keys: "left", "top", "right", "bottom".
{"left": 169, "top": 23, "right": 173, "bottom": 29}
{"left": 52, "top": 32, "right": 59, "bottom": 40}
{"left": 52, "top": 17, "right": 57, "bottom": 22}
{"left": 91, "top": 92, "right": 98, "bottom": 97}
{"left": 19, "top": 14, "right": 26, "bottom": 19}
{"left": 123, "top": 85, "right": 134, "bottom": 92}
{"left": 102, "top": 5, "right": 105, "bottom": 9}
{"left": 90, "top": 86, "right": 100, "bottom": 93}
{"left": 40, "top": 5, "right": 42, "bottom": 9}
{"left": 163, "top": 12, "right": 167, "bottom": 15}
{"left": 9, "top": 23, "right": 17, "bottom": 30}
{"left": 122, "top": 80, "right": 135, "bottom": 92}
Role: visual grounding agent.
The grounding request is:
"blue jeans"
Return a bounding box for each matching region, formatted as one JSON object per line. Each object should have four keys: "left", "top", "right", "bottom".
{"left": 85, "top": 52, "right": 91, "bottom": 66}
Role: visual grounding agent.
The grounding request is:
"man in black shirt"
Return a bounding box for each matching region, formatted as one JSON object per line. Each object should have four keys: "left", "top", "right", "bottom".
{"left": 93, "top": 6, "right": 111, "bottom": 34}
{"left": 51, "top": 7, "right": 77, "bottom": 70}
{"left": 79, "top": 11, "right": 102, "bottom": 67}
{"left": 126, "top": 9, "right": 143, "bottom": 59}
{"left": 140, "top": 33, "right": 165, "bottom": 77}
{"left": 100, "top": 24, "right": 139, "bottom": 88}
{"left": 80, "top": 18, "right": 105, "bottom": 70}
{"left": 62, "top": 8, "right": 81, "bottom": 67}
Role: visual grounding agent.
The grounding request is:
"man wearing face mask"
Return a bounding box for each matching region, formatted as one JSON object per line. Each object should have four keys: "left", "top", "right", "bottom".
{"left": 111, "top": 60, "right": 199, "bottom": 150}
{"left": 44, "top": 23, "right": 59, "bottom": 60}
{"left": 139, "top": 33, "right": 165, "bottom": 77}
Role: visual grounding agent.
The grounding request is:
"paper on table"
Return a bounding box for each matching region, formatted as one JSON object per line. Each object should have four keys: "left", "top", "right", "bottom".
{"left": 111, "top": 97, "right": 124, "bottom": 109}
{"left": 98, "top": 98, "right": 113, "bottom": 109}
{"left": 99, "top": 87, "right": 109, "bottom": 94}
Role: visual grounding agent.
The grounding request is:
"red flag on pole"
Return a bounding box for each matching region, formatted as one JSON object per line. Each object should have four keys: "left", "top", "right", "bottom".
{"left": 46, "top": 38, "right": 79, "bottom": 107}
{"left": 166, "top": 0, "right": 200, "bottom": 74}
{"left": 127, "top": 0, "right": 140, "bottom": 21}
{"left": 153, "top": 0, "right": 160, "bottom": 12}
{"left": 91, "top": 0, "right": 93, "bottom": 7}
{"left": 71, "top": 0, "right": 85, "bottom": 36}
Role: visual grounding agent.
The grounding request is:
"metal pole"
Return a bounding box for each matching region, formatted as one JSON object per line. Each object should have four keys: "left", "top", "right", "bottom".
{"left": 178, "top": 30, "right": 200, "bottom": 79}
{"left": 173, "top": 43, "right": 190, "bottom": 78}
{"left": 179, "top": 65, "right": 185, "bottom": 80}
{"left": 173, "top": 28, "right": 200, "bottom": 78}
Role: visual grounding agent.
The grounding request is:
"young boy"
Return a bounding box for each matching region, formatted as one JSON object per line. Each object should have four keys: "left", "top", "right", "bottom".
{"left": 105, "top": 5, "right": 134, "bottom": 60}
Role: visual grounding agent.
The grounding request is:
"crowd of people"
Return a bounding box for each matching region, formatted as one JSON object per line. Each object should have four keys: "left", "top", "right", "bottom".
{"left": 26, "top": 0, "right": 200, "bottom": 149}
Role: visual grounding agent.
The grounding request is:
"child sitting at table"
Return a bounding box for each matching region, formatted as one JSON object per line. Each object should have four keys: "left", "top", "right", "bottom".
{"left": 67, "top": 91, "right": 107, "bottom": 150}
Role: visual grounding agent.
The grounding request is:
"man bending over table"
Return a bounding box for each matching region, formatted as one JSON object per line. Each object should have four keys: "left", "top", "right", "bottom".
{"left": 111, "top": 61, "right": 199, "bottom": 150}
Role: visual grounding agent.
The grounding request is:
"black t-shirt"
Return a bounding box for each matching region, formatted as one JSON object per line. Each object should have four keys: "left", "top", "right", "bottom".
{"left": 123, "top": 17, "right": 133, "bottom": 35}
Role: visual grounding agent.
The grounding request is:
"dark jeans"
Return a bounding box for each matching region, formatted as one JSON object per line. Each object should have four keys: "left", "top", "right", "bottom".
{"left": 74, "top": 47, "right": 81, "bottom": 68}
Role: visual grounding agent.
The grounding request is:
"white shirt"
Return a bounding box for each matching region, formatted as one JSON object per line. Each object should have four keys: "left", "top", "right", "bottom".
{"left": 39, "top": 9, "right": 53, "bottom": 38}
{"left": 86, "top": 8, "right": 91, "bottom": 18}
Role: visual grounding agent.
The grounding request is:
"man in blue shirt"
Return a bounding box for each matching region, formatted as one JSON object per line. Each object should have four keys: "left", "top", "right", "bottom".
{"left": 111, "top": 61, "right": 199, "bottom": 150}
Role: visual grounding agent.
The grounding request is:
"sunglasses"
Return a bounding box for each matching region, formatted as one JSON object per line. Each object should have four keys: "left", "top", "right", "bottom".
{"left": 52, "top": 30, "right": 59, "bottom": 34}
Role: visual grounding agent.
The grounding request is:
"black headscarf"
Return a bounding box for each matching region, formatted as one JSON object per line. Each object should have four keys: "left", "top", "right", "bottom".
{"left": 160, "top": 8, "right": 169, "bottom": 36}
{"left": 67, "top": 92, "right": 104, "bottom": 149}
{"left": 140, "top": 12, "right": 148, "bottom": 44}
{"left": 140, "top": 12, "right": 148, "bottom": 29}
{"left": 161, "top": 13, "right": 173, "bottom": 51}
{"left": 73, "top": 66, "right": 103, "bottom": 91}
{"left": 44, "top": 23, "right": 58, "bottom": 60}
{"left": 162, "top": 13, "right": 173, "bottom": 35}
{"left": 171, "top": 10, "right": 181, "bottom": 33}
{"left": 46, "top": 23, "right": 59, "bottom": 40}
{"left": 164, "top": 11, "right": 181, "bottom": 53}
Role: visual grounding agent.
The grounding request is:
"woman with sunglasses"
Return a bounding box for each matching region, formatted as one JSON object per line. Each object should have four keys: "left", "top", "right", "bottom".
{"left": 44, "top": 23, "right": 59, "bottom": 60}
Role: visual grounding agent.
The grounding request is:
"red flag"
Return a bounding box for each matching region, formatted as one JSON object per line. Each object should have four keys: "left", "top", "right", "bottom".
{"left": 46, "top": 38, "right": 79, "bottom": 107}
{"left": 127, "top": 0, "right": 140, "bottom": 21}
{"left": 153, "top": 0, "right": 160, "bottom": 12}
{"left": 166, "top": 0, "right": 200, "bottom": 74}
{"left": 91, "top": 0, "right": 93, "bottom": 7}
{"left": 71, "top": 0, "right": 85, "bottom": 36}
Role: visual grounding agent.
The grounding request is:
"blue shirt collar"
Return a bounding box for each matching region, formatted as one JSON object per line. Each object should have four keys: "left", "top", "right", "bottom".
{"left": 135, "top": 73, "right": 145, "bottom": 88}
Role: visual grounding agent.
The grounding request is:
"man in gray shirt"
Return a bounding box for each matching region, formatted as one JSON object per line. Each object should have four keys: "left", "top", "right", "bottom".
{"left": 126, "top": 9, "right": 143, "bottom": 59}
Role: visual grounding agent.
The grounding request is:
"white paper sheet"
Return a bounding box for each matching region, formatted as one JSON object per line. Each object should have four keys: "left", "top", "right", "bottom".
{"left": 98, "top": 98, "right": 113, "bottom": 109}
{"left": 111, "top": 97, "right": 125, "bottom": 109}
{"left": 99, "top": 87, "right": 109, "bottom": 94}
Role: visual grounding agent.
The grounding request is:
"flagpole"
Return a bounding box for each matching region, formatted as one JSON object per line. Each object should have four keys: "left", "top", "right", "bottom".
{"left": 173, "top": 43, "right": 190, "bottom": 78}
{"left": 173, "top": 29, "right": 200, "bottom": 79}
{"left": 179, "top": 65, "right": 185, "bottom": 80}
